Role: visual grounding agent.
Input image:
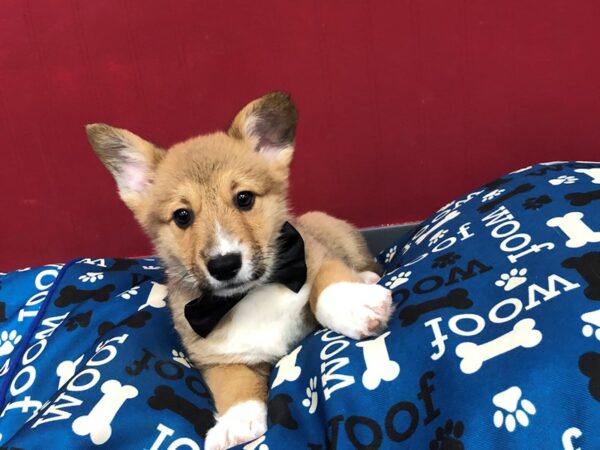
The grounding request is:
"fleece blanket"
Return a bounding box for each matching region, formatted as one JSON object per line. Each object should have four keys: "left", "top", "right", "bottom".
{"left": 0, "top": 161, "right": 599, "bottom": 449}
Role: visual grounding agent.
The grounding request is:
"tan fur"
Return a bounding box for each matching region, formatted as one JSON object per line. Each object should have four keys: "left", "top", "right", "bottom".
{"left": 86, "top": 92, "right": 381, "bottom": 430}
{"left": 203, "top": 363, "right": 270, "bottom": 413}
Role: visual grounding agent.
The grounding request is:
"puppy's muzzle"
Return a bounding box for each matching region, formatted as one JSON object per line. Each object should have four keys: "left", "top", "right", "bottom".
{"left": 207, "top": 253, "right": 242, "bottom": 281}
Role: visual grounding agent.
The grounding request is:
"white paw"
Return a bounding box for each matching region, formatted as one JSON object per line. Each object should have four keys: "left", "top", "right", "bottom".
{"left": 205, "top": 400, "right": 267, "bottom": 450}
{"left": 316, "top": 282, "right": 393, "bottom": 340}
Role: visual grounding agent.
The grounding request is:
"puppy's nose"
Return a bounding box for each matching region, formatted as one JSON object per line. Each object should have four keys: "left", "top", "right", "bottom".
{"left": 207, "top": 253, "right": 242, "bottom": 281}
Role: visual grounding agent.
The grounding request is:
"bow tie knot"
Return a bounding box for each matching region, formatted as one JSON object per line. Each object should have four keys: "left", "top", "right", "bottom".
{"left": 184, "top": 221, "right": 307, "bottom": 338}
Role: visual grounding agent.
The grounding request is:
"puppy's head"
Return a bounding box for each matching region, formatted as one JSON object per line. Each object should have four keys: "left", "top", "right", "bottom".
{"left": 87, "top": 92, "right": 297, "bottom": 297}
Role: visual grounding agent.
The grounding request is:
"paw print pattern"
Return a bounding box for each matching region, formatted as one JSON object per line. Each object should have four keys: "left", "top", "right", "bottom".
{"left": 302, "top": 376, "right": 318, "bottom": 414}
{"left": 495, "top": 268, "right": 528, "bottom": 291}
{"left": 522, "top": 195, "right": 552, "bottom": 210}
{"left": 429, "top": 419, "right": 465, "bottom": 450}
{"left": 78, "top": 272, "right": 104, "bottom": 283}
{"left": 581, "top": 309, "right": 600, "bottom": 341}
{"left": 171, "top": 349, "right": 192, "bottom": 368}
{"left": 428, "top": 229, "right": 448, "bottom": 247}
{"left": 482, "top": 189, "right": 505, "bottom": 202}
{"left": 119, "top": 286, "right": 140, "bottom": 300}
{"left": 432, "top": 252, "right": 462, "bottom": 269}
{"left": 0, "top": 330, "right": 22, "bottom": 357}
{"left": 384, "top": 246, "right": 397, "bottom": 264}
{"left": 493, "top": 386, "right": 536, "bottom": 432}
{"left": 385, "top": 271, "right": 411, "bottom": 289}
{"left": 549, "top": 175, "right": 578, "bottom": 186}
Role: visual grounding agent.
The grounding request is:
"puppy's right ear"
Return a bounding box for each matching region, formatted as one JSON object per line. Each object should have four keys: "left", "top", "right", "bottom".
{"left": 85, "top": 124, "right": 165, "bottom": 211}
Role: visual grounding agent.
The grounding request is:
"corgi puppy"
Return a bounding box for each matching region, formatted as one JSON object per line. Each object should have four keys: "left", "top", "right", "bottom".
{"left": 86, "top": 92, "right": 393, "bottom": 450}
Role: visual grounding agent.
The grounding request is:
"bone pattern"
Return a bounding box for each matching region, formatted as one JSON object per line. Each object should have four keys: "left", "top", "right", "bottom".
{"left": 356, "top": 331, "right": 400, "bottom": 390}
{"left": 562, "top": 252, "right": 600, "bottom": 300}
{"left": 148, "top": 385, "right": 215, "bottom": 437}
{"left": 565, "top": 190, "right": 600, "bottom": 207}
{"left": 455, "top": 318, "right": 542, "bottom": 374}
{"left": 72, "top": 380, "right": 138, "bottom": 445}
{"left": 547, "top": 212, "right": 600, "bottom": 248}
{"left": 399, "top": 288, "right": 473, "bottom": 326}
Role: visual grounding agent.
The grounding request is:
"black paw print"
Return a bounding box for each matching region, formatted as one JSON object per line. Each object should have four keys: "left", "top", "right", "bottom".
{"left": 432, "top": 252, "right": 462, "bottom": 269}
{"left": 522, "top": 195, "right": 552, "bottom": 210}
{"left": 429, "top": 419, "right": 464, "bottom": 450}
{"left": 65, "top": 311, "right": 92, "bottom": 331}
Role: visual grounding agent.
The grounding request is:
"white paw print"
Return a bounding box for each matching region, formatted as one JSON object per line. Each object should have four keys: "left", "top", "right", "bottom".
{"left": 142, "top": 265, "right": 162, "bottom": 270}
{"left": 581, "top": 309, "right": 600, "bottom": 341}
{"left": 0, "top": 330, "right": 22, "bottom": 357}
{"left": 493, "top": 386, "right": 536, "bottom": 432}
{"left": 301, "top": 376, "right": 318, "bottom": 414}
{"left": 385, "top": 271, "right": 411, "bottom": 289}
{"left": 171, "top": 349, "right": 192, "bottom": 368}
{"left": 549, "top": 175, "right": 578, "bottom": 186}
{"left": 384, "top": 246, "right": 397, "bottom": 264}
{"left": 482, "top": 189, "right": 505, "bottom": 202}
{"left": 494, "top": 268, "right": 528, "bottom": 291}
{"left": 78, "top": 272, "right": 104, "bottom": 283}
{"left": 428, "top": 229, "right": 448, "bottom": 246}
{"left": 119, "top": 286, "right": 140, "bottom": 300}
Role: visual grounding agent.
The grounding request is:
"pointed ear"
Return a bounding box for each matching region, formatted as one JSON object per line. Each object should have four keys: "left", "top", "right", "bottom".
{"left": 228, "top": 91, "right": 297, "bottom": 166}
{"left": 85, "top": 123, "right": 165, "bottom": 211}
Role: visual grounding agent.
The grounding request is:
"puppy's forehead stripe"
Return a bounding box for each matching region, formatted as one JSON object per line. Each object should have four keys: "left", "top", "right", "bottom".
{"left": 211, "top": 222, "right": 243, "bottom": 256}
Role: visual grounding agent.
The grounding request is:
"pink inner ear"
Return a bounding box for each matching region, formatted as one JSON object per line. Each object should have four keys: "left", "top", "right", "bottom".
{"left": 119, "top": 158, "right": 149, "bottom": 194}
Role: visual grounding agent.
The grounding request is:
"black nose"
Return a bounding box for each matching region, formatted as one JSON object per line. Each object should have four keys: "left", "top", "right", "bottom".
{"left": 207, "top": 253, "right": 242, "bottom": 281}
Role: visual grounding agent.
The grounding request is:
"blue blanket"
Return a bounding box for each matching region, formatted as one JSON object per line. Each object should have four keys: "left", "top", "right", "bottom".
{"left": 1, "top": 161, "right": 599, "bottom": 449}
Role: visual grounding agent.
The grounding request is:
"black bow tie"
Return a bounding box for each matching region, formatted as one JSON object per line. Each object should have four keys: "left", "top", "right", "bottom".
{"left": 183, "top": 221, "right": 307, "bottom": 338}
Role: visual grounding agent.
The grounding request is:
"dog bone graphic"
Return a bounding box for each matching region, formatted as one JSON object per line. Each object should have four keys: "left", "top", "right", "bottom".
{"left": 356, "top": 331, "right": 400, "bottom": 390}
{"left": 138, "top": 281, "right": 168, "bottom": 310}
{"left": 272, "top": 345, "right": 302, "bottom": 388}
{"left": 478, "top": 183, "right": 534, "bottom": 214}
{"left": 455, "top": 318, "right": 542, "bottom": 374}
{"left": 575, "top": 168, "right": 600, "bottom": 184}
{"left": 562, "top": 251, "right": 600, "bottom": 300}
{"left": 148, "top": 385, "right": 215, "bottom": 437}
{"left": 565, "top": 190, "right": 600, "bottom": 207}
{"left": 98, "top": 310, "right": 152, "bottom": 336}
{"left": 268, "top": 393, "right": 298, "bottom": 430}
{"left": 54, "top": 284, "right": 115, "bottom": 308}
{"left": 547, "top": 212, "right": 600, "bottom": 248}
{"left": 399, "top": 288, "right": 473, "bottom": 326}
{"left": 72, "top": 379, "right": 138, "bottom": 445}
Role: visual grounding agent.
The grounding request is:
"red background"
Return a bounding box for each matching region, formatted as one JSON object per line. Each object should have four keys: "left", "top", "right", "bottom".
{"left": 2, "top": 1, "right": 600, "bottom": 270}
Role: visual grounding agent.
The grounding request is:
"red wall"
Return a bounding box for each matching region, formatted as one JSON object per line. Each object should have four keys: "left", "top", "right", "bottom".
{"left": 2, "top": 1, "right": 600, "bottom": 270}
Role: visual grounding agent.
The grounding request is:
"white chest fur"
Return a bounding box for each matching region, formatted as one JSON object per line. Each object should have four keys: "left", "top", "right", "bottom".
{"left": 183, "top": 283, "right": 313, "bottom": 365}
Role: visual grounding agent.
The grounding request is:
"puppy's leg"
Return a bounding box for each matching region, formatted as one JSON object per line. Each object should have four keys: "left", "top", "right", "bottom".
{"left": 310, "top": 258, "right": 393, "bottom": 340}
{"left": 203, "top": 363, "right": 269, "bottom": 450}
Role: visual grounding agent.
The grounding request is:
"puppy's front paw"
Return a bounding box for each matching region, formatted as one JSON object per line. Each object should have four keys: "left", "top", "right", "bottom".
{"left": 204, "top": 400, "right": 267, "bottom": 450}
{"left": 316, "top": 282, "right": 393, "bottom": 340}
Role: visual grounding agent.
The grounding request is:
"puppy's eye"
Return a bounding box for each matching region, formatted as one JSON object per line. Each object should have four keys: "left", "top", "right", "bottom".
{"left": 234, "top": 191, "right": 255, "bottom": 211}
{"left": 172, "top": 208, "right": 193, "bottom": 228}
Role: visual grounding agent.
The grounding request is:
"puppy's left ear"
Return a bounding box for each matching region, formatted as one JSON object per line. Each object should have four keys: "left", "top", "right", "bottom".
{"left": 228, "top": 91, "right": 297, "bottom": 166}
